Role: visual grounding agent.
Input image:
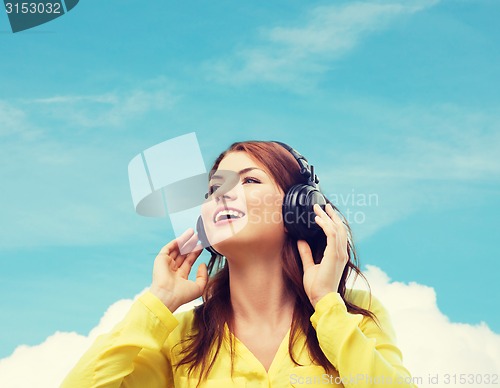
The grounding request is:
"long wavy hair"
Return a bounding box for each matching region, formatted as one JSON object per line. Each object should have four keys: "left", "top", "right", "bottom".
{"left": 173, "top": 141, "right": 376, "bottom": 386}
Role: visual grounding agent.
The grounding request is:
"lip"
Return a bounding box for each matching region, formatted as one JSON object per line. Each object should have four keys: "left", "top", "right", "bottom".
{"left": 213, "top": 206, "right": 246, "bottom": 225}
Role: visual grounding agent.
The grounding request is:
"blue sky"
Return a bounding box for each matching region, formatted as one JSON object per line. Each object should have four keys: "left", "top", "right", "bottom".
{"left": 0, "top": 0, "right": 499, "bottom": 359}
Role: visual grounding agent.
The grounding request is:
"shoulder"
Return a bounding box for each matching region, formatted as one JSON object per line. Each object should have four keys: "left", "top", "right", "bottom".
{"left": 344, "top": 288, "right": 397, "bottom": 338}
{"left": 173, "top": 308, "right": 195, "bottom": 322}
{"left": 344, "top": 289, "right": 391, "bottom": 324}
{"left": 344, "top": 288, "right": 386, "bottom": 313}
{"left": 172, "top": 307, "right": 197, "bottom": 335}
{"left": 167, "top": 303, "right": 207, "bottom": 344}
{"left": 166, "top": 304, "right": 212, "bottom": 356}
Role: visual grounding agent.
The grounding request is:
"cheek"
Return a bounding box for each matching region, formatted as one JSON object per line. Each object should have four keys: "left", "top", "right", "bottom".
{"left": 201, "top": 200, "right": 215, "bottom": 225}
{"left": 247, "top": 191, "right": 283, "bottom": 225}
{"left": 269, "top": 193, "right": 284, "bottom": 213}
{"left": 247, "top": 190, "right": 281, "bottom": 209}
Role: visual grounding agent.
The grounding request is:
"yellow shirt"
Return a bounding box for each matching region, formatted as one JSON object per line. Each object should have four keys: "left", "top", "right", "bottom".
{"left": 61, "top": 289, "right": 417, "bottom": 387}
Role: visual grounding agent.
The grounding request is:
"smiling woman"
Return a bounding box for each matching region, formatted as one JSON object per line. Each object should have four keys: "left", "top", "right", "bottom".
{"left": 61, "top": 140, "right": 417, "bottom": 387}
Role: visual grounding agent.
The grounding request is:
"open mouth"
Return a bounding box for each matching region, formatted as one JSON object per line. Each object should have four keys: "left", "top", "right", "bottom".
{"left": 213, "top": 208, "right": 246, "bottom": 224}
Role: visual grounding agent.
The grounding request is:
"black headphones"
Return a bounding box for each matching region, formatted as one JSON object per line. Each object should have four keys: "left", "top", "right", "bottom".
{"left": 197, "top": 141, "right": 327, "bottom": 255}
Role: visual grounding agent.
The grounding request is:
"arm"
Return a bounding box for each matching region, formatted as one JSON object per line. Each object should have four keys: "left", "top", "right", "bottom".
{"left": 310, "top": 291, "right": 417, "bottom": 388}
{"left": 62, "top": 229, "right": 208, "bottom": 388}
{"left": 61, "top": 291, "right": 178, "bottom": 388}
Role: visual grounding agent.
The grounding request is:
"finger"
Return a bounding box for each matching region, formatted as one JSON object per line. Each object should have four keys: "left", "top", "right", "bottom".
{"left": 178, "top": 248, "right": 203, "bottom": 278}
{"left": 315, "top": 204, "right": 346, "bottom": 242}
{"left": 162, "top": 228, "right": 196, "bottom": 260}
{"left": 297, "top": 240, "right": 315, "bottom": 271}
{"left": 315, "top": 203, "right": 339, "bottom": 224}
{"left": 177, "top": 235, "right": 203, "bottom": 275}
{"left": 169, "top": 254, "right": 179, "bottom": 271}
{"left": 325, "top": 203, "right": 345, "bottom": 225}
{"left": 314, "top": 204, "right": 334, "bottom": 226}
{"left": 313, "top": 203, "right": 326, "bottom": 217}
{"left": 324, "top": 204, "right": 348, "bottom": 242}
{"left": 314, "top": 213, "right": 335, "bottom": 237}
{"left": 195, "top": 263, "right": 209, "bottom": 292}
{"left": 320, "top": 208, "right": 349, "bottom": 263}
{"left": 192, "top": 242, "right": 204, "bottom": 252}
{"left": 159, "top": 238, "right": 179, "bottom": 258}
{"left": 315, "top": 215, "right": 342, "bottom": 263}
{"left": 154, "top": 249, "right": 176, "bottom": 273}
{"left": 324, "top": 202, "right": 336, "bottom": 219}
{"left": 175, "top": 228, "right": 196, "bottom": 250}
{"left": 335, "top": 228, "right": 349, "bottom": 264}
{"left": 179, "top": 232, "right": 200, "bottom": 255}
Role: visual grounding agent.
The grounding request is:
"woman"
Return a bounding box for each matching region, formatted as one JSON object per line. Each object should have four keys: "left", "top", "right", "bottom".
{"left": 62, "top": 141, "right": 416, "bottom": 387}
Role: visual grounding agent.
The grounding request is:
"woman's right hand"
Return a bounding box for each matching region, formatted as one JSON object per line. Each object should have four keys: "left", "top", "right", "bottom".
{"left": 149, "top": 228, "right": 208, "bottom": 312}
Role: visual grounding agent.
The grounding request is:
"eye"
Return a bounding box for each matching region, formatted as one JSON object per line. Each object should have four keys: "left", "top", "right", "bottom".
{"left": 243, "top": 177, "right": 261, "bottom": 184}
{"left": 208, "top": 184, "right": 221, "bottom": 195}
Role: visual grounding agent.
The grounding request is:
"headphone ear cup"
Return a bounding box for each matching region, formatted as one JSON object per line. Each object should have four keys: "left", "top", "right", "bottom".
{"left": 282, "top": 184, "right": 327, "bottom": 240}
{"left": 196, "top": 216, "right": 208, "bottom": 246}
{"left": 196, "top": 216, "right": 220, "bottom": 256}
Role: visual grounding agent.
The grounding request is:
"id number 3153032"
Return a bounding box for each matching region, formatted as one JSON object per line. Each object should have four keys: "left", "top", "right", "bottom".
{"left": 5, "top": 2, "right": 62, "bottom": 14}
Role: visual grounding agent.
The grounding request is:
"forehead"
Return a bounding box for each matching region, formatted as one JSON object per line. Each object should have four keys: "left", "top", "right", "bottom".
{"left": 215, "top": 151, "right": 283, "bottom": 194}
{"left": 217, "top": 151, "right": 264, "bottom": 171}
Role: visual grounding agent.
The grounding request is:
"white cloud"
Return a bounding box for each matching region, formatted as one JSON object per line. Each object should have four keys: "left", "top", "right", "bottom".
{"left": 1, "top": 267, "right": 498, "bottom": 388}
{"left": 0, "top": 101, "right": 26, "bottom": 137}
{"left": 349, "top": 266, "right": 500, "bottom": 386}
{"left": 0, "top": 288, "right": 202, "bottom": 388}
{"left": 0, "top": 79, "right": 180, "bottom": 248}
{"left": 31, "top": 95, "right": 119, "bottom": 104}
{"left": 23, "top": 81, "right": 178, "bottom": 128}
{"left": 0, "top": 137, "right": 153, "bottom": 248}
{"left": 2, "top": 78, "right": 179, "bottom": 140}
{"left": 0, "top": 101, "right": 41, "bottom": 140}
{"left": 337, "top": 102, "right": 500, "bottom": 182}
{"left": 206, "top": 0, "right": 440, "bottom": 89}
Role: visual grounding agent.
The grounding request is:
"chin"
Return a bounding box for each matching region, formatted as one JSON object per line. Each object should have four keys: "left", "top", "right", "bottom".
{"left": 206, "top": 220, "right": 247, "bottom": 249}
{"left": 212, "top": 227, "right": 285, "bottom": 255}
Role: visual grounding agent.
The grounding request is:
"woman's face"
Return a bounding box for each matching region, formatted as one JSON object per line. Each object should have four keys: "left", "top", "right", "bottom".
{"left": 200, "top": 151, "right": 286, "bottom": 253}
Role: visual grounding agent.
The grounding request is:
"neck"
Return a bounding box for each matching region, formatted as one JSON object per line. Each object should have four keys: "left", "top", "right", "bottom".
{"left": 225, "top": 244, "right": 295, "bottom": 330}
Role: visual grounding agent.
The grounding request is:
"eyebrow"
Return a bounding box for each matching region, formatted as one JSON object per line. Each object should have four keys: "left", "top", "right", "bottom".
{"left": 211, "top": 167, "right": 266, "bottom": 180}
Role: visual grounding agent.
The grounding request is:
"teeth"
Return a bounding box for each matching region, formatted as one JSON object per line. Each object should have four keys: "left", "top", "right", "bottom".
{"left": 215, "top": 209, "right": 245, "bottom": 223}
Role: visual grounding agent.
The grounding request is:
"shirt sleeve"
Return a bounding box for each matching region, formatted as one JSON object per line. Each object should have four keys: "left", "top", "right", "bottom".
{"left": 60, "top": 291, "right": 179, "bottom": 388}
{"left": 310, "top": 291, "right": 417, "bottom": 388}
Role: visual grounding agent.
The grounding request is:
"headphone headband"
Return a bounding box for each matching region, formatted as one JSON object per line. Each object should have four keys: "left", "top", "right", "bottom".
{"left": 273, "top": 141, "right": 320, "bottom": 187}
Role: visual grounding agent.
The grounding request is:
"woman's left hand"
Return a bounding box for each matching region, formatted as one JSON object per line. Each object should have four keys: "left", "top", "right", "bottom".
{"left": 297, "top": 203, "right": 350, "bottom": 308}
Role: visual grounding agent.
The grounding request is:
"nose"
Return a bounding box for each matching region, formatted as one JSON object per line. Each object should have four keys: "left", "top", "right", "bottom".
{"left": 214, "top": 183, "right": 239, "bottom": 202}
